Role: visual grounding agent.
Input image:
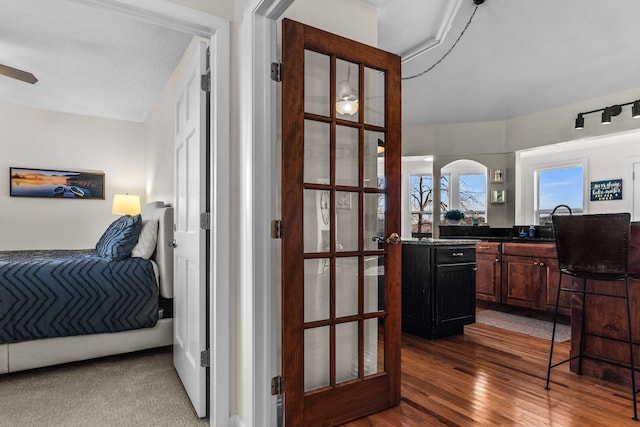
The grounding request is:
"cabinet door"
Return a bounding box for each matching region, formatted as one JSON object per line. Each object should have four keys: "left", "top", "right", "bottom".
{"left": 436, "top": 264, "right": 476, "bottom": 325}
{"left": 476, "top": 253, "right": 501, "bottom": 302}
{"left": 502, "top": 255, "right": 540, "bottom": 309}
{"left": 543, "top": 256, "right": 580, "bottom": 315}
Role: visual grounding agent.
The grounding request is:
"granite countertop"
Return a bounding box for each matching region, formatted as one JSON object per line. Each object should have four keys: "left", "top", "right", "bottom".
{"left": 402, "top": 238, "right": 481, "bottom": 246}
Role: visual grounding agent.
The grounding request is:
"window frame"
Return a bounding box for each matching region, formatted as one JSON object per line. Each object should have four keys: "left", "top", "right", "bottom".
{"left": 532, "top": 161, "right": 587, "bottom": 225}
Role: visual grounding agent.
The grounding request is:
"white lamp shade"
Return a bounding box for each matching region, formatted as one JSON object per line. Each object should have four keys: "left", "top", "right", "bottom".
{"left": 112, "top": 194, "right": 141, "bottom": 216}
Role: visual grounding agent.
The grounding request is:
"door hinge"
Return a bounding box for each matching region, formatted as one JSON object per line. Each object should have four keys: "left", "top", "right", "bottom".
{"left": 200, "top": 212, "right": 211, "bottom": 230}
{"left": 271, "top": 375, "right": 284, "bottom": 395}
{"left": 271, "top": 62, "right": 283, "bottom": 82}
{"left": 272, "top": 375, "right": 284, "bottom": 427}
{"left": 200, "top": 349, "right": 210, "bottom": 368}
{"left": 201, "top": 72, "right": 211, "bottom": 92}
{"left": 271, "top": 220, "right": 283, "bottom": 239}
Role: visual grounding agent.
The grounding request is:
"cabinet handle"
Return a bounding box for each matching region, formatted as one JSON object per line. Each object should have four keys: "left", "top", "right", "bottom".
{"left": 478, "top": 246, "right": 490, "bottom": 250}
{"left": 495, "top": 257, "right": 500, "bottom": 262}
{"left": 539, "top": 262, "right": 545, "bottom": 266}
{"left": 473, "top": 267, "right": 478, "bottom": 271}
{"left": 533, "top": 261, "right": 538, "bottom": 265}
{"left": 452, "top": 252, "right": 464, "bottom": 257}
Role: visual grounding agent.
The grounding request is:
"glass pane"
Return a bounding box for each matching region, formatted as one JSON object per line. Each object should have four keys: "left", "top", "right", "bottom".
{"left": 304, "top": 120, "right": 330, "bottom": 185}
{"left": 304, "top": 50, "right": 330, "bottom": 116}
{"left": 364, "top": 130, "right": 385, "bottom": 189}
{"left": 364, "top": 67, "right": 384, "bottom": 126}
{"left": 364, "top": 193, "right": 385, "bottom": 251}
{"left": 440, "top": 174, "right": 450, "bottom": 218}
{"left": 336, "top": 125, "right": 359, "bottom": 187}
{"left": 304, "top": 190, "right": 331, "bottom": 253}
{"left": 459, "top": 173, "right": 487, "bottom": 216}
{"left": 364, "top": 318, "right": 384, "bottom": 376}
{"left": 539, "top": 166, "right": 584, "bottom": 210}
{"left": 336, "top": 257, "right": 359, "bottom": 318}
{"left": 304, "top": 259, "right": 330, "bottom": 322}
{"left": 305, "top": 326, "right": 330, "bottom": 392}
{"left": 336, "top": 59, "right": 359, "bottom": 122}
{"left": 364, "top": 255, "right": 384, "bottom": 313}
{"left": 335, "top": 191, "right": 358, "bottom": 252}
{"left": 336, "top": 322, "right": 359, "bottom": 384}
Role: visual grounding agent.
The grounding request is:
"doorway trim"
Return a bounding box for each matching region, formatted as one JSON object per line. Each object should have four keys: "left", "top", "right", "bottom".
{"left": 250, "top": 0, "right": 294, "bottom": 426}
{"left": 76, "top": 1, "right": 231, "bottom": 425}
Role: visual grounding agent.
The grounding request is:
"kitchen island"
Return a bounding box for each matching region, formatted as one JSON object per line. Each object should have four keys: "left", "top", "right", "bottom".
{"left": 402, "top": 239, "right": 478, "bottom": 339}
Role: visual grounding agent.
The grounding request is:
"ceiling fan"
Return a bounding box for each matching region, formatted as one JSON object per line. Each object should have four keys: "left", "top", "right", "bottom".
{"left": 0, "top": 64, "right": 38, "bottom": 84}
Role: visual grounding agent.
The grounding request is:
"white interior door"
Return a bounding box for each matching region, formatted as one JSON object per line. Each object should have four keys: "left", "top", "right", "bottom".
{"left": 173, "top": 40, "right": 208, "bottom": 418}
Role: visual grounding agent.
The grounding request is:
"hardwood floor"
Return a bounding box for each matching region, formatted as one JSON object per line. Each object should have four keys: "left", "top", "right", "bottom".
{"left": 343, "top": 322, "right": 639, "bottom": 426}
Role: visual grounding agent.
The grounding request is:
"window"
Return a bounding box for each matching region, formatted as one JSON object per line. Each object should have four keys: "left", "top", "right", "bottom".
{"left": 410, "top": 175, "right": 447, "bottom": 238}
{"left": 535, "top": 165, "right": 584, "bottom": 224}
{"left": 440, "top": 171, "right": 487, "bottom": 225}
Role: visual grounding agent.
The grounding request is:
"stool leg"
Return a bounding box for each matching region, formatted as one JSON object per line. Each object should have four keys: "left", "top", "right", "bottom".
{"left": 625, "top": 277, "right": 638, "bottom": 421}
{"left": 546, "top": 272, "right": 564, "bottom": 390}
{"left": 578, "top": 277, "right": 587, "bottom": 375}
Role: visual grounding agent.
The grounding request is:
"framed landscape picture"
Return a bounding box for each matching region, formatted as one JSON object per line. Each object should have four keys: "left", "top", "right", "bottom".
{"left": 10, "top": 167, "right": 105, "bottom": 199}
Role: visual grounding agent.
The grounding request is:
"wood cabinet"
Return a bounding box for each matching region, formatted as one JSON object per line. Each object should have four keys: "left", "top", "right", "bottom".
{"left": 475, "top": 242, "right": 502, "bottom": 302}
{"left": 499, "top": 242, "right": 573, "bottom": 316}
{"left": 402, "top": 243, "right": 476, "bottom": 339}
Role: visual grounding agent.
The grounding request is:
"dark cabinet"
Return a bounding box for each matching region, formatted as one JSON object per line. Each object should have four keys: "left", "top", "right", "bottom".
{"left": 402, "top": 243, "right": 476, "bottom": 339}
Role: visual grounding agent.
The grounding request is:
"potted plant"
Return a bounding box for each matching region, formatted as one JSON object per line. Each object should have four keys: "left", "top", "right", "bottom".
{"left": 444, "top": 209, "right": 465, "bottom": 225}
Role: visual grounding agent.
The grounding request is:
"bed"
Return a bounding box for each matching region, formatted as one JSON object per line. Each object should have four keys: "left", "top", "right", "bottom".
{"left": 0, "top": 201, "right": 174, "bottom": 374}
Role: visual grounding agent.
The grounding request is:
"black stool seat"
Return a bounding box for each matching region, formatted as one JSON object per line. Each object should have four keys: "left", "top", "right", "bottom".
{"left": 545, "top": 212, "right": 639, "bottom": 421}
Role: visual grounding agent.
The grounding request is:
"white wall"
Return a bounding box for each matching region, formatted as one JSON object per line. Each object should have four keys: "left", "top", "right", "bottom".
{"left": 0, "top": 103, "right": 145, "bottom": 250}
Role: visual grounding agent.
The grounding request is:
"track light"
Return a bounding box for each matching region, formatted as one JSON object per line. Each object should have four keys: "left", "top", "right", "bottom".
{"left": 575, "top": 99, "right": 640, "bottom": 129}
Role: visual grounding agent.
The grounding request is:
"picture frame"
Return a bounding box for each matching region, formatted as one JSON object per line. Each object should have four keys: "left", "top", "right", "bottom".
{"left": 10, "top": 167, "right": 105, "bottom": 199}
{"left": 336, "top": 191, "right": 352, "bottom": 210}
{"left": 491, "top": 190, "right": 506, "bottom": 204}
{"left": 490, "top": 169, "right": 505, "bottom": 183}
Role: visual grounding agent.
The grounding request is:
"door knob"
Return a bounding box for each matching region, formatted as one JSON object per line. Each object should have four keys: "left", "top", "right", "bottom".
{"left": 169, "top": 240, "right": 178, "bottom": 248}
{"left": 385, "top": 232, "right": 400, "bottom": 245}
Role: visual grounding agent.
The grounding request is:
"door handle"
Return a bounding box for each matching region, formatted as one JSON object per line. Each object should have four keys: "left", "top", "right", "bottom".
{"left": 169, "top": 239, "right": 178, "bottom": 248}
{"left": 385, "top": 232, "right": 401, "bottom": 245}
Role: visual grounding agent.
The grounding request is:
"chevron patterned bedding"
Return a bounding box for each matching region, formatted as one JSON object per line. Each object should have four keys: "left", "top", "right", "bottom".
{"left": 0, "top": 249, "right": 159, "bottom": 344}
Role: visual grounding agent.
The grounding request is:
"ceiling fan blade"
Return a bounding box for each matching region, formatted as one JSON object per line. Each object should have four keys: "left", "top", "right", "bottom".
{"left": 0, "top": 64, "right": 38, "bottom": 84}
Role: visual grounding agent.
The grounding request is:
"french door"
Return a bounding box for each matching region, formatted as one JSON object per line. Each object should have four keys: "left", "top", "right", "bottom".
{"left": 281, "top": 19, "right": 402, "bottom": 426}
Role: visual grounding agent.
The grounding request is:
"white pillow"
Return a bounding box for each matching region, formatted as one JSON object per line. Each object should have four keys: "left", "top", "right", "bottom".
{"left": 131, "top": 219, "right": 159, "bottom": 259}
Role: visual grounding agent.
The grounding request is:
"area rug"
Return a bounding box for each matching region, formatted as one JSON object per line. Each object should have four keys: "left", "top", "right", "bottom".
{"left": 476, "top": 310, "right": 571, "bottom": 342}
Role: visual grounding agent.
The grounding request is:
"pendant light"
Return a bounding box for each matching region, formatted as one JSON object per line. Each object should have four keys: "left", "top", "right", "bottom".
{"left": 336, "top": 64, "right": 359, "bottom": 116}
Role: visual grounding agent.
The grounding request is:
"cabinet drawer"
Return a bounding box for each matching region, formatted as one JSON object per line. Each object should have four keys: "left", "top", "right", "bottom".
{"left": 436, "top": 247, "right": 476, "bottom": 264}
{"left": 502, "top": 242, "right": 556, "bottom": 258}
{"left": 476, "top": 241, "right": 501, "bottom": 254}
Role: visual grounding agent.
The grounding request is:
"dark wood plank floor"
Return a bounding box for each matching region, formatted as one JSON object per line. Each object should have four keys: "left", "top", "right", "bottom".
{"left": 343, "top": 321, "right": 639, "bottom": 426}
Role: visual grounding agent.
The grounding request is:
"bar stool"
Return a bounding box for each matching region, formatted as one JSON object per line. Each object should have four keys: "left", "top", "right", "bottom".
{"left": 545, "top": 212, "right": 639, "bottom": 421}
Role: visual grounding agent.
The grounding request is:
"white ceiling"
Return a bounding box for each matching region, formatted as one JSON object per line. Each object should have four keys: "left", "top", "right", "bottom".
{"left": 0, "top": 0, "right": 193, "bottom": 122}
{"left": 2, "top": 0, "right": 640, "bottom": 127}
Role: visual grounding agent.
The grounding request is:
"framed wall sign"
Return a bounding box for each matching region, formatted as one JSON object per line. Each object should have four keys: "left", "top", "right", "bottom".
{"left": 590, "top": 179, "right": 622, "bottom": 201}
{"left": 10, "top": 167, "right": 105, "bottom": 199}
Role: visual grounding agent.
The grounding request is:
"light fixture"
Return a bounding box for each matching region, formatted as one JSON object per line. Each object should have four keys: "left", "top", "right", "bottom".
{"left": 336, "top": 64, "right": 359, "bottom": 116}
{"left": 633, "top": 101, "right": 640, "bottom": 118}
{"left": 575, "top": 99, "right": 640, "bottom": 129}
{"left": 112, "top": 194, "right": 141, "bottom": 216}
{"left": 601, "top": 105, "right": 622, "bottom": 124}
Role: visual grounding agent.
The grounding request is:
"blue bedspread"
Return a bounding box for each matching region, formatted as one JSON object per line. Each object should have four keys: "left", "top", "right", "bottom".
{"left": 0, "top": 249, "right": 158, "bottom": 344}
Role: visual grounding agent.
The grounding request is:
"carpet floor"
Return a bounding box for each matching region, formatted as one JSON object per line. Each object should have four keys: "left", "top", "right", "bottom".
{"left": 0, "top": 346, "right": 209, "bottom": 427}
{"left": 476, "top": 310, "right": 572, "bottom": 342}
